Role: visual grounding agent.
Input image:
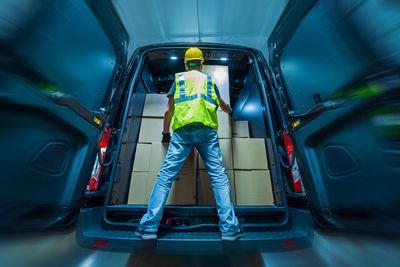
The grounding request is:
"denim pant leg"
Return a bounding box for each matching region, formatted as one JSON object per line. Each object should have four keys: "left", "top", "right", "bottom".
{"left": 196, "top": 129, "right": 239, "bottom": 234}
{"left": 139, "top": 135, "right": 193, "bottom": 232}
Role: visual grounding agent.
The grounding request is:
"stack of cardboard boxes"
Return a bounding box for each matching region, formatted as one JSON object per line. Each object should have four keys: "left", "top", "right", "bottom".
{"left": 128, "top": 66, "right": 273, "bottom": 206}
{"left": 189, "top": 65, "right": 236, "bottom": 204}
{"left": 231, "top": 133, "right": 274, "bottom": 206}
{"left": 128, "top": 94, "right": 197, "bottom": 205}
{"left": 128, "top": 93, "right": 274, "bottom": 206}
{"left": 198, "top": 118, "right": 274, "bottom": 206}
{"left": 197, "top": 111, "right": 236, "bottom": 205}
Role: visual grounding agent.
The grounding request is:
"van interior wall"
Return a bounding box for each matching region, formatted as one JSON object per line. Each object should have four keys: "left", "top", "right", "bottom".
{"left": 111, "top": 80, "right": 146, "bottom": 204}
{"left": 232, "top": 69, "right": 268, "bottom": 139}
{"left": 141, "top": 61, "right": 158, "bottom": 93}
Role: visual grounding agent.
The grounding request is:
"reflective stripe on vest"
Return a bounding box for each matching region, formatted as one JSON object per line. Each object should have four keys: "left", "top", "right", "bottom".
{"left": 207, "top": 75, "right": 212, "bottom": 98}
{"left": 178, "top": 73, "right": 185, "bottom": 97}
{"left": 174, "top": 93, "right": 217, "bottom": 106}
{"left": 174, "top": 75, "right": 216, "bottom": 105}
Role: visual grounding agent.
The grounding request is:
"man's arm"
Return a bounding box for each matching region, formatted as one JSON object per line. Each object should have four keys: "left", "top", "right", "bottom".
{"left": 218, "top": 96, "right": 232, "bottom": 114}
{"left": 163, "top": 96, "right": 174, "bottom": 133}
{"left": 214, "top": 84, "right": 232, "bottom": 114}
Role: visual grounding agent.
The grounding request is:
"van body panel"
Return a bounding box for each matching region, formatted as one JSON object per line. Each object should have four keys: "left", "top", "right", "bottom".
{"left": 77, "top": 207, "right": 312, "bottom": 253}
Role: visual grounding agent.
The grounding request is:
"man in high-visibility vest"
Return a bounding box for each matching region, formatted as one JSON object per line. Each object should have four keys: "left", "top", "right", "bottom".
{"left": 135, "top": 47, "right": 244, "bottom": 241}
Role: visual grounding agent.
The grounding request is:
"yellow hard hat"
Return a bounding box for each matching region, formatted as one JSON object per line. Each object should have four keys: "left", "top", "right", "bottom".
{"left": 184, "top": 47, "right": 204, "bottom": 64}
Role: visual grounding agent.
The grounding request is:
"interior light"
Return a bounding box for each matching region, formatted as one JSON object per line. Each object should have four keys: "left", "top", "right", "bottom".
{"left": 220, "top": 57, "right": 228, "bottom": 61}
{"left": 243, "top": 103, "right": 257, "bottom": 113}
{"left": 170, "top": 56, "right": 178, "bottom": 60}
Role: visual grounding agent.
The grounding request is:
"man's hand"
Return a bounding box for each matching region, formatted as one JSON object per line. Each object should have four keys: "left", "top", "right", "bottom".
{"left": 224, "top": 104, "right": 233, "bottom": 114}
{"left": 220, "top": 102, "right": 232, "bottom": 114}
{"left": 162, "top": 132, "right": 171, "bottom": 142}
{"left": 218, "top": 96, "right": 232, "bottom": 114}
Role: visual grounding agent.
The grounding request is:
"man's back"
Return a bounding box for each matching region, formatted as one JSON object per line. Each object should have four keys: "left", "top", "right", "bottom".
{"left": 170, "top": 69, "right": 219, "bottom": 131}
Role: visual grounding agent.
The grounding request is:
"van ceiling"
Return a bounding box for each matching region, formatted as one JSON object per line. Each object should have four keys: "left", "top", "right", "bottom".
{"left": 112, "top": 0, "right": 288, "bottom": 57}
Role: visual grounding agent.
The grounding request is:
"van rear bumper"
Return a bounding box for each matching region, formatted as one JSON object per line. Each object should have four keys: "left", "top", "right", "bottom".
{"left": 76, "top": 207, "right": 313, "bottom": 253}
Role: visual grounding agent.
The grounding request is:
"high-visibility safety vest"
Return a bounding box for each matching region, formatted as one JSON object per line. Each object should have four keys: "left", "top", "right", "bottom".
{"left": 172, "top": 70, "right": 220, "bottom": 131}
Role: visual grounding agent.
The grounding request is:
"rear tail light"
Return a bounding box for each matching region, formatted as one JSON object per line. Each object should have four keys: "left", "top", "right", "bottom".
{"left": 93, "top": 239, "right": 109, "bottom": 248}
{"left": 88, "top": 128, "right": 111, "bottom": 191}
{"left": 282, "top": 130, "right": 303, "bottom": 193}
{"left": 282, "top": 239, "right": 297, "bottom": 250}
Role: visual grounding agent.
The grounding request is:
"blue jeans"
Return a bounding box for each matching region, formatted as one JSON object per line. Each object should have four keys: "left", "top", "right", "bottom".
{"left": 138, "top": 124, "right": 239, "bottom": 234}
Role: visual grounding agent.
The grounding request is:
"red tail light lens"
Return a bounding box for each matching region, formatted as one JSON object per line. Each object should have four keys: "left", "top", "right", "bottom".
{"left": 283, "top": 130, "right": 303, "bottom": 193}
{"left": 93, "top": 239, "right": 109, "bottom": 248}
{"left": 88, "top": 128, "right": 111, "bottom": 191}
{"left": 99, "top": 128, "right": 111, "bottom": 149}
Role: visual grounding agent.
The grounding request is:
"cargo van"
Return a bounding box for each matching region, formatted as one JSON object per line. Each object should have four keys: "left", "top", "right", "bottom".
{"left": 1, "top": 0, "right": 399, "bottom": 253}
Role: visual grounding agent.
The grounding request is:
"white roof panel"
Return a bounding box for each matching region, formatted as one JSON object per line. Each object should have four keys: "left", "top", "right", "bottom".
{"left": 113, "top": 0, "right": 288, "bottom": 56}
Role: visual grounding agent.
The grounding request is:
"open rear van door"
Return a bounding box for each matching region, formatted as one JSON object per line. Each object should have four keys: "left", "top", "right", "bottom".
{"left": 0, "top": 0, "right": 127, "bottom": 231}
{"left": 269, "top": 0, "right": 400, "bottom": 232}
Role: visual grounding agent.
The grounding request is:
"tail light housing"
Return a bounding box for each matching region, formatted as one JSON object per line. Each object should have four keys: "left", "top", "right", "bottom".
{"left": 282, "top": 129, "right": 303, "bottom": 193}
{"left": 87, "top": 128, "right": 111, "bottom": 191}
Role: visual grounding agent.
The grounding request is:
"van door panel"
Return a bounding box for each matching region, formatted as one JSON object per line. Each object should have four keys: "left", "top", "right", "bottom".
{"left": 269, "top": 0, "right": 400, "bottom": 230}
{"left": 0, "top": 0, "right": 126, "bottom": 230}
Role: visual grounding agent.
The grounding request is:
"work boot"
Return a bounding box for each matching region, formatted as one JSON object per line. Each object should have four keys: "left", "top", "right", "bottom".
{"left": 134, "top": 227, "right": 157, "bottom": 240}
{"left": 221, "top": 226, "right": 245, "bottom": 241}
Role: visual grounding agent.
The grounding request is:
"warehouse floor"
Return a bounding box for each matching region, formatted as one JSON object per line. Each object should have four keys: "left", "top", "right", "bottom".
{"left": 1, "top": 228, "right": 400, "bottom": 267}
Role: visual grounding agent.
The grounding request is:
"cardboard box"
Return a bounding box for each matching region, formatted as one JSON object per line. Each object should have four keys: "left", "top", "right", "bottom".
{"left": 138, "top": 118, "right": 165, "bottom": 143}
{"left": 146, "top": 146, "right": 197, "bottom": 205}
{"left": 234, "top": 170, "right": 274, "bottom": 205}
{"left": 132, "top": 143, "right": 152, "bottom": 172}
{"left": 129, "top": 171, "right": 196, "bottom": 205}
{"left": 133, "top": 142, "right": 196, "bottom": 176}
{"left": 142, "top": 94, "right": 169, "bottom": 117}
{"left": 129, "top": 142, "right": 197, "bottom": 205}
{"left": 217, "top": 111, "right": 232, "bottom": 138}
{"left": 198, "top": 139, "right": 233, "bottom": 170}
{"left": 128, "top": 172, "right": 148, "bottom": 204}
{"left": 202, "top": 65, "right": 230, "bottom": 107}
{"left": 232, "top": 120, "right": 249, "bottom": 138}
{"left": 139, "top": 113, "right": 230, "bottom": 142}
{"left": 232, "top": 138, "right": 269, "bottom": 169}
{"left": 197, "top": 170, "right": 235, "bottom": 205}
{"left": 145, "top": 142, "right": 197, "bottom": 177}
{"left": 147, "top": 142, "right": 170, "bottom": 170}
